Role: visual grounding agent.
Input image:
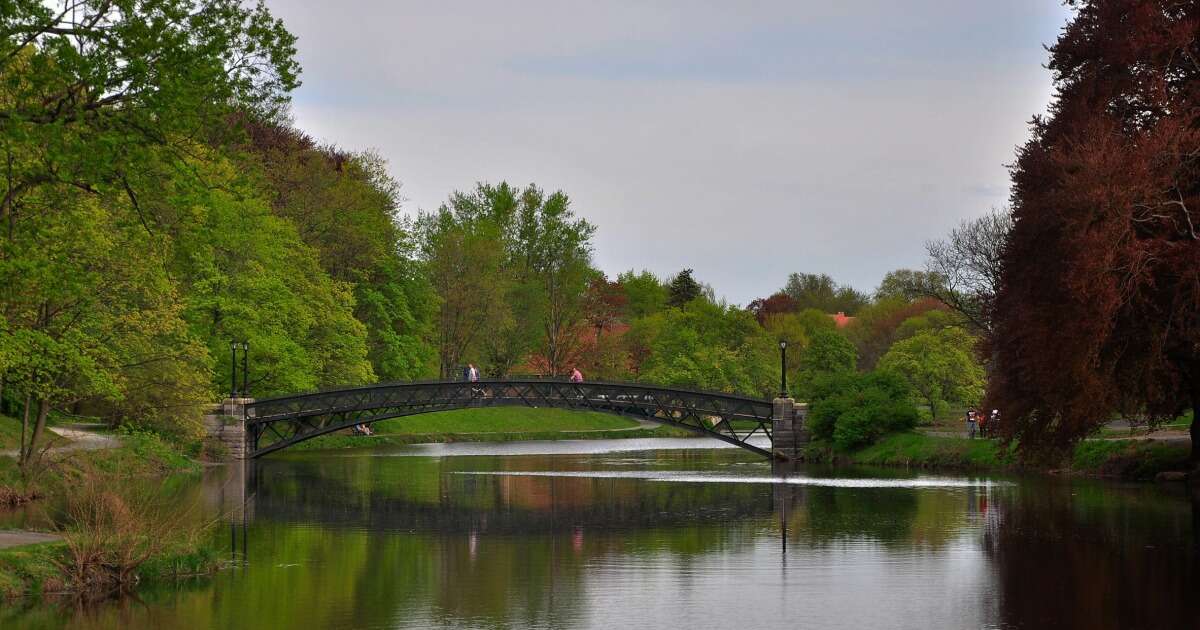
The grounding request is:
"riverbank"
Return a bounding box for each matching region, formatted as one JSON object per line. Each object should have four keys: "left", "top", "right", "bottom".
{"left": 290, "top": 407, "right": 695, "bottom": 451}
{"left": 803, "top": 431, "right": 1193, "bottom": 480}
{"left": 0, "top": 426, "right": 221, "bottom": 600}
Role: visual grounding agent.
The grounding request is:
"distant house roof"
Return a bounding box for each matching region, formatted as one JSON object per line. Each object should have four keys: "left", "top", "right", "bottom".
{"left": 830, "top": 311, "right": 855, "bottom": 328}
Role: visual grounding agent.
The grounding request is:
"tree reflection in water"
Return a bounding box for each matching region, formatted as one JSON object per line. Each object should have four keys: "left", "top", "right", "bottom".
{"left": 3, "top": 446, "right": 1198, "bottom": 629}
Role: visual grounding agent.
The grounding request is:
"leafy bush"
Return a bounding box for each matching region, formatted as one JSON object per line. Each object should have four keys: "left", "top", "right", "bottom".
{"left": 806, "top": 369, "right": 919, "bottom": 451}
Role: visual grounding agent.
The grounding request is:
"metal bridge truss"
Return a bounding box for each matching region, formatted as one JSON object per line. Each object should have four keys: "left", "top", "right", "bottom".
{"left": 244, "top": 380, "right": 775, "bottom": 458}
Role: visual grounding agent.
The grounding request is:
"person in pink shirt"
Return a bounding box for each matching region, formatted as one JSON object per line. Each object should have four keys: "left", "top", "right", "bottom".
{"left": 570, "top": 367, "right": 583, "bottom": 383}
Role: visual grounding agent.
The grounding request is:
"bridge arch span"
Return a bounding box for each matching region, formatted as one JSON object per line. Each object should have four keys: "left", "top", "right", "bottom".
{"left": 244, "top": 379, "right": 776, "bottom": 458}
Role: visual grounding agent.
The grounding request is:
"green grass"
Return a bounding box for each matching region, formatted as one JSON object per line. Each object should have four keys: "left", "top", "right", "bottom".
{"left": 1071, "top": 439, "right": 1190, "bottom": 480}
{"left": 371, "top": 407, "right": 641, "bottom": 434}
{"left": 806, "top": 431, "right": 1191, "bottom": 480}
{"left": 0, "top": 542, "right": 66, "bottom": 599}
{"left": 288, "top": 407, "right": 694, "bottom": 451}
{"left": 808, "top": 431, "right": 1012, "bottom": 470}
{"left": 0, "top": 415, "right": 21, "bottom": 449}
{"left": 0, "top": 537, "right": 222, "bottom": 600}
{"left": 0, "top": 414, "right": 74, "bottom": 451}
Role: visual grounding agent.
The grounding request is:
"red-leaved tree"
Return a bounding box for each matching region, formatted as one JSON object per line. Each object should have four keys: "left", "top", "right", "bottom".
{"left": 989, "top": 0, "right": 1200, "bottom": 463}
{"left": 747, "top": 292, "right": 799, "bottom": 325}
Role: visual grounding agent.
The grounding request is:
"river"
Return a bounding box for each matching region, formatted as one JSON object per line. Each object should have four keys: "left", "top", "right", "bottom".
{"left": 4, "top": 437, "right": 1199, "bottom": 629}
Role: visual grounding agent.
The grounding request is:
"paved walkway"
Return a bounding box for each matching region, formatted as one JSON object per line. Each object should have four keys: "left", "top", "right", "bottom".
{"left": 919, "top": 424, "right": 1191, "bottom": 443}
{"left": 0, "top": 530, "right": 61, "bottom": 550}
{"left": 0, "top": 423, "right": 120, "bottom": 458}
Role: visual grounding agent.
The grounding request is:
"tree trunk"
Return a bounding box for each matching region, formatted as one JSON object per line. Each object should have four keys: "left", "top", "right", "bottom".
{"left": 26, "top": 399, "right": 50, "bottom": 462}
{"left": 19, "top": 393, "right": 31, "bottom": 466}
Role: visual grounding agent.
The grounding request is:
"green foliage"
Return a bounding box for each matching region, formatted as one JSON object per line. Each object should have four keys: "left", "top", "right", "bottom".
{"left": 636, "top": 300, "right": 775, "bottom": 395}
{"left": 894, "top": 309, "right": 960, "bottom": 341}
{"left": 618, "top": 270, "right": 668, "bottom": 318}
{"left": 793, "top": 329, "right": 857, "bottom": 397}
{"left": 873, "top": 269, "right": 946, "bottom": 302}
{"left": 106, "top": 427, "right": 198, "bottom": 474}
{"left": 878, "top": 327, "right": 983, "bottom": 415}
{"left": 239, "top": 124, "right": 437, "bottom": 381}
{"left": 783, "top": 272, "right": 868, "bottom": 315}
{"left": 168, "top": 156, "right": 375, "bottom": 395}
{"left": 795, "top": 308, "right": 836, "bottom": 336}
{"left": 0, "top": 0, "right": 300, "bottom": 220}
{"left": 417, "top": 182, "right": 596, "bottom": 377}
{"left": 667, "top": 269, "right": 703, "bottom": 307}
{"left": 806, "top": 370, "right": 919, "bottom": 451}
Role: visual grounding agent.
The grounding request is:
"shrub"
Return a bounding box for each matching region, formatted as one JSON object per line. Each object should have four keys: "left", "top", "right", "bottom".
{"left": 52, "top": 468, "right": 211, "bottom": 597}
{"left": 807, "top": 369, "right": 919, "bottom": 451}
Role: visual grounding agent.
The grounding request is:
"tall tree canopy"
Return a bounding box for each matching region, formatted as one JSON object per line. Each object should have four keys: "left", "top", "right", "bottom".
{"left": 667, "top": 269, "right": 703, "bottom": 307}
{"left": 783, "top": 273, "right": 868, "bottom": 315}
{"left": 417, "top": 182, "right": 596, "bottom": 377}
{"left": 991, "top": 0, "right": 1200, "bottom": 462}
{"left": 0, "top": 0, "right": 300, "bottom": 221}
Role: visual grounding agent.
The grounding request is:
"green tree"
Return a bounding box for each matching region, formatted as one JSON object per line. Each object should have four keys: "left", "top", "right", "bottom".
{"left": 239, "top": 121, "right": 436, "bottom": 381}
{"left": 508, "top": 185, "right": 596, "bottom": 375}
{"left": 637, "top": 300, "right": 775, "bottom": 395}
{"left": 416, "top": 203, "right": 509, "bottom": 378}
{"left": 761, "top": 313, "right": 809, "bottom": 376}
{"left": 806, "top": 370, "right": 919, "bottom": 451}
{"left": 783, "top": 273, "right": 868, "bottom": 315}
{"left": 794, "top": 329, "right": 857, "bottom": 397}
{"left": 874, "top": 269, "right": 947, "bottom": 302}
{"left": 795, "top": 308, "right": 837, "bottom": 337}
{"left": 618, "top": 270, "right": 668, "bottom": 318}
{"left": 667, "top": 269, "right": 703, "bottom": 307}
{"left": 167, "top": 155, "right": 374, "bottom": 395}
{"left": 878, "top": 327, "right": 984, "bottom": 418}
{"left": 0, "top": 0, "right": 300, "bottom": 222}
{"left": 0, "top": 188, "right": 209, "bottom": 461}
{"left": 844, "top": 297, "right": 947, "bottom": 369}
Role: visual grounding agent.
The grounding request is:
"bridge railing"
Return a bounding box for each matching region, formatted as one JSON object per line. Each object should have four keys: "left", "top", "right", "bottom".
{"left": 242, "top": 379, "right": 777, "bottom": 459}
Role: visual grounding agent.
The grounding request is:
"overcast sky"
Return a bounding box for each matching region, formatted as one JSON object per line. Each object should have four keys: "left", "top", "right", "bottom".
{"left": 266, "top": 1, "right": 1073, "bottom": 305}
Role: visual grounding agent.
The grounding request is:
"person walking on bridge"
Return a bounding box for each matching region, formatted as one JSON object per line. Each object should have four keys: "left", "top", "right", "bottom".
{"left": 570, "top": 367, "right": 584, "bottom": 383}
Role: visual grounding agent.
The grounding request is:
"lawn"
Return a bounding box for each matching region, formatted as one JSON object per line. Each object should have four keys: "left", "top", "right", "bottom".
{"left": 289, "top": 407, "right": 693, "bottom": 451}
{"left": 0, "top": 414, "right": 72, "bottom": 451}
{"left": 370, "top": 407, "right": 641, "bottom": 434}
{"left": 0, "top": 416, "right": 21, "bottom": 449}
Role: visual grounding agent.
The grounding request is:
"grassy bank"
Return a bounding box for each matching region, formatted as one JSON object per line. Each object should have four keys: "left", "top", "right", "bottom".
{"left": 804, "top": 431, "right": 1192, "bottom": 481}
{"left": 290, "top": 407, "right": 695, "bottom": 451}
{"left": 0, "top": 540, "right": 220, "bottom": 600}
{"left": 0, "top": 428, "right": 217, "bottom": 600}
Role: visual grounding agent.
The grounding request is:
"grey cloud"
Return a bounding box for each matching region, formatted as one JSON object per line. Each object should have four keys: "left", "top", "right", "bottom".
{"left": 266, "top": 0, "right": 1072, "bottom": 304}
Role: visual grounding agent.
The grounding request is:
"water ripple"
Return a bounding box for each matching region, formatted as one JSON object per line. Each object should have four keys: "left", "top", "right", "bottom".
{"left": 452, "top": 470, "right": 1011, "bottom": 488}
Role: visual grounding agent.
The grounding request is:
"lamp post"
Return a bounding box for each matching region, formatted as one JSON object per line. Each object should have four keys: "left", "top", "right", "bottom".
{"left": 241, "top": 341, "right": 250, "bottom": 398}
{"left": 229, "top": 341, "right": 239, "bottom": 398}
{"left": 779, "top": 340, "right": 788, "bottom": 398}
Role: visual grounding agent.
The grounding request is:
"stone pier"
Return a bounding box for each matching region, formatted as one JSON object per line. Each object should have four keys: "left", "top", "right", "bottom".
{"left": 771, "top": 397, "right": 809, "bottom": 460}
{"left": 202, "top": 397, "right": 253, "bottom": 460}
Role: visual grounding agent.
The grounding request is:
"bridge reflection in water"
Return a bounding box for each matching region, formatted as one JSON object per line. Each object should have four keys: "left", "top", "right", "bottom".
{"left": 243, "top": 379, "right": 776, "bottom": 458}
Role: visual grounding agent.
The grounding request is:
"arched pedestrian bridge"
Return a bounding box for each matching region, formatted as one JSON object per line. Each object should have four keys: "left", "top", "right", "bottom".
{"left": 243, "top": 380, "right": 777, "bottom": 459}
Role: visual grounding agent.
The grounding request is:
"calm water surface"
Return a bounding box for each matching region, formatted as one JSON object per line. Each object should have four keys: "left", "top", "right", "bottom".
{"left": 4, "top": 438, "right": 1199, "bottom": 629}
